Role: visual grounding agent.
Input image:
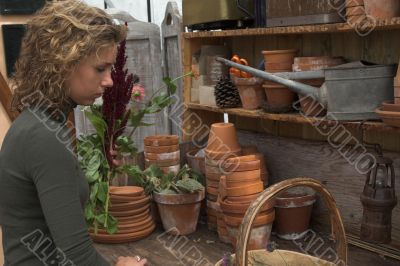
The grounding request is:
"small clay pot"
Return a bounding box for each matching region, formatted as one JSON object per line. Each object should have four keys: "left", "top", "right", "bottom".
{"left": 226, "top": 223, "right": 273, "bottom": 251}
{"left": 225, "top": 181, "right": 264, "bottom": 197}
{"left": 382, "top": 100, "right": 400, "bottom": 112}
{"left": 262, "top": 49, "right": 298, "bottom": 64}
{"left": 154, "top": 190, "right": 205, "bottom": 235}
{"left": 144, "top": 135, "right": 179, "bottom": 146}
{"left": 263, "top": 84, "right": 296, "bottom": 110}
{"left": 144, "top": 150, "right": 180, "bottom": 161}
{"left": 206, "top": 123, "right": 240, "bottom": 153}
{"left": 364, "top": 0, "right": 400, "bottom": 19}
{"left": 233, "top": 77, "right": 266, "bottom": 110}
{"left": 376, "top": 107, "right": 400, "bottom": 127}
{"left": 264, "top": 61, "right": 293, "bottom": 71}
{"left": 186, "top": 149, "right": 206, "bottom": 175}
{"left": 144, "top": 144, "right": 179, "bottom": 153}
{"left": 275, "top": 186, "right": 316, "bottom": 240}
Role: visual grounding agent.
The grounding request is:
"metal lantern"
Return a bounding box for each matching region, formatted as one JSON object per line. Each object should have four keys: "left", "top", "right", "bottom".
{"left": 360, "top": 155, "right": 397, "bottom": 243}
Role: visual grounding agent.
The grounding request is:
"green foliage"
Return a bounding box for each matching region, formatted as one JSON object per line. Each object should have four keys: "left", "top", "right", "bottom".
{"left": 124, "top": 164, "right": 204, "bottom": 195}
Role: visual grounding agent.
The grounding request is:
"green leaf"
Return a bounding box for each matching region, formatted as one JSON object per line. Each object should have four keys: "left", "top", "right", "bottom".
{"left": 95, "top": 214, "right": 106, "bottom": 225}
{"left": 163, "top": 77, "right": 177, "bottom": 94}
{"left": 86, "top": 171, "right": 100, "bottom": 183}
{"left": 175, "top": 179, "right": 204, "bottom": 193}
{"left": 90, "top": 183, "right": 99, "bottom": 202}
{"left": 84, "top": 204, "right": 95, "bottom": 220}
{"left": 106, "top": 215, "right": 118, "bottom": 234}
{"left": 129, "top": 109, "right": 146, "bottom": 127}
{"left": 97, "top": 182, "right": 108, "bottom": 203}
{"left": 84, "top": 110, "right": 108, "bottom": 144}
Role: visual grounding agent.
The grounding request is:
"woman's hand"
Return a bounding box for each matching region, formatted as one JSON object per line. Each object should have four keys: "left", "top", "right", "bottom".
{"left": 110, "top": 149, "right": 123, "bottom": 167}
{"left": 115, "top": 256, "right": 147, "bottom": 266}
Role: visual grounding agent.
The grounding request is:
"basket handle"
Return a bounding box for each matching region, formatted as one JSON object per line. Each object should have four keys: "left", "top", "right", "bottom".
{"left": 235, "top": 177, "right": 347, "bottom": 266}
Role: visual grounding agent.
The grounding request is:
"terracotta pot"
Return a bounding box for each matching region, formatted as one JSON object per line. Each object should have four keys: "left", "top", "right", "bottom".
{"left": 159, "top": 164, "right": 180, "bottom": 175}
{"left": 206, "top": 172, "right": 222, "bottom": 182}
{"left": 144, "top": 150, "right": 180, "bottom": 161}
{"left": 144, "top": 135, "right": 179, "bottom": 146}
{"left": 264, "top": 61, "right": 293, "bottom": 71}
{"left": 186, "top": 149, "right": 206, "bottom": 175}
{"left": 144, "top": 144, "right": 179, "bottom": 153}
{"left": 224, "top": 210, "right": 275, "bottom": 228}
{"left": 262, "top": 49, "right": 298, "bottom": 64}
{"left": 224, "top": 155, "right": 260, "bottom": 172}
{"left": 205, "top": 164, "right": 223, "bottom": 175}
{"left": 346, "top": 0, "right": 364, "bottom": 8}
{"left": 110, "top": 194, "right": 146, "bottom": 204}
{"left": 346, "top": 5, "right": 366, "bottom": 16}
{"left": 364, "top": 0, "right": 400, "bottom": 19}
{"left": 226, "top": 169, "right": 261, "bottom": 182}
{"left": 241, "top": 145, "right": 259, "bottom": 155}
{"left": 275, "top": 187, "right": 316, "bottom": 240}
{"left": 376, "top": 107, "right": 400, "bottom": 127}
{"left": 263, "top": 84, "right": 296, "bottom": 110}
{"left": 225, "top": 181, "right": 264, "bottom": 197}
{"left": 109, "top": 196, "right": 150, "bottom": 212}
{"left": 117, "top": 209, "right": 150, "bottom": 223}
{"left": 207, "top": 186, "right": 219, "bottom": 196}
{"left": 226, "top": 224, "right": 273, "bottom": 251}
{"left": 144, "top": 157, "right": 180, "bottom": 167}
{"left": 154, "top": 190, "right": 205, "bottom": 235}
{"left": 205, "top": 148, "right": 242, "bottom": 160}
{"left": 219, "top": 198, "right": 275, "bottom": 215}
{"left": 382, "top": 100, "right": 400, "bottom": 112}
{"left": 109, "top": 203, "right": 150, "bottom": 218}
{"left": 206, "top": 123, "right": 241, "bottom": 154}
{"left": 226, "top": 193, "right": 261, "bottom": 203}
{"left": 233, "top": 77, "right": 265, "bottom": 110}
{"left": 206, "top": 179, "right": 219, "bottom": 188}
{"left": 90, "top": 222, "right": 155, "bottom": 244}
{"left": 207, "top": 194, "right": 218, "bottom": 202}
{"left": 396, "top": 97, "right": 400, "bottom": 105}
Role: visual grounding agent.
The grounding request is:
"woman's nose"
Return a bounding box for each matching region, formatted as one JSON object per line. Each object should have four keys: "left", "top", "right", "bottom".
{"left": 101, "top": 71, "right": 113, "bottom": 88}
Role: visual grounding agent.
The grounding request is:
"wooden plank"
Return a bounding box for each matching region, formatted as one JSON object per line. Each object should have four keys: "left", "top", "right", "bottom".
{"left": 183, "top": 18, "right": 400, "bottom": 38}
{"left": 0, "top": 72, "right": 16, "bottom": 121}
{"left": 162, "top": 2, "right": 183, "bottom": 140}
{"left": 187, "top": 103, "right": 400, "bottom": 134}
{"left": 236, "top": 130, "right": 400, "bottom": 250}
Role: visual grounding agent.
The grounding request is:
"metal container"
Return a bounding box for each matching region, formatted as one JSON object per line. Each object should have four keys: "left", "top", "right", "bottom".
{"left": 216, "top": 57, "right": 396, "bottom": 121}
{"left": 183, "top": 0, "right": 253, "bottom": 31}
{"left": 266, "top": 0, "right": 345, "bottom": 27}
{"left": 360, "top": 155, "right": 397, "bottom": 244}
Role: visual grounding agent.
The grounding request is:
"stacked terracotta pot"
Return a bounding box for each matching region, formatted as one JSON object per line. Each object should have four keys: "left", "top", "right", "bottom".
{"left": 292, "top": 56, "right": 345, "bottom": 117}
{"left": 144, "top": 135, "right": 180, "bottom": 175}
{"left": 242, "top": 145, "right": 269, "bottom": 186}
{"left": 204, "top": 123, "right": 241, "bottom": 242}
{"left": 219, "top": 155, "right": 275, "bottom": 250}
{"left": 90, "top": 186, "right": 155, "bottom": 243}
{"left": 262, "top": 49, "right": 297, "bottom": 113}
{"left": 376, "top": 69, "right": 400, "bottom": 127}
{"left": 346, "top": 0, "right": 366, "bottom": 25}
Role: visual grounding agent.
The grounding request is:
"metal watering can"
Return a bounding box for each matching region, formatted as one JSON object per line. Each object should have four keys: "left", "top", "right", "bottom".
{"left": 216, "top": 57, "right": 397, "bottom": 121}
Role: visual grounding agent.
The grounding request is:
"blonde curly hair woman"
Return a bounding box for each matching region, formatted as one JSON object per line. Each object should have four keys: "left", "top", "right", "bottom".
{"left": 0, "top": 1, "right": 147, "bottom": 265}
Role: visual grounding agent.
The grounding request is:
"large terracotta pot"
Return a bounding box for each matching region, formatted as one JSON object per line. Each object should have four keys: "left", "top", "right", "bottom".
{"left": 262, "top": 49, "right": 298, "bottom": 64}
{"left": 274, "top": 186, "right": 316, "bottom": 240}
{"left": 206, "top": 123, "right": 241, "bottom": 155}
{"left": 154, "top": 189, "right": 205, "bottom": 235}
{"left": 262, "top": 84, "right": 296, "bottom": 111}
{"left": 364, "top": 0, "right": 400, "bottom": 19}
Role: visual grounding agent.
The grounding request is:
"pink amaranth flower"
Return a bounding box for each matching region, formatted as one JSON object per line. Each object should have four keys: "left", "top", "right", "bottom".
{"left": 131, "top": 84, "right": 145, "bottom": 102}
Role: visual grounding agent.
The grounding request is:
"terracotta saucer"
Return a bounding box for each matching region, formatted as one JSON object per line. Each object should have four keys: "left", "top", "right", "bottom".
{"left": 144, "top": 135, "right": 179, "bottom": 146}
{"left": 109, "top": 196, "right": 150, "bottom": 212}
{"left": 109, "top": 203, "right": 150, "bottom": 217}
{"left": 226, "top": 169, "right": 261, "bottom": 181}
{"left": 223, "top": 155, "right": 260, "bottom": 172}
{"left": 224, "top": 210, "right": 275, "bottom": 228}
{"left": 90, "top": 222, "right": 155, "bottom": 244}
{"left": 110, "top": 194, "right": 146, "bottom": 204}
{"left": 109, "top": 186, "right": 144, "bottom": 197}
{"left": 219, "top": 199, "right": 274, "bottom": 215}
{"left": 381, "top": 100, "right": 400, "bottom": 112}
{"left": 117, "top": 209, "right": 150, "bottom": 223}
{"left": 225, "top": 181, "right": 264, "bottom": 197}
{"left": 207, "top": 186, "right": 218, "bottom": 196}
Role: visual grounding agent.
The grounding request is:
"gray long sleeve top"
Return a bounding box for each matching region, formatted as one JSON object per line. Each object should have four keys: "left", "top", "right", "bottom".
{"left": 0, "top": 106, "right": 109, "bottom": 266}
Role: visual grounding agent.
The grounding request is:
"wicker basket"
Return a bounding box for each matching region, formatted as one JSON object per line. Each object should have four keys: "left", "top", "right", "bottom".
{"left": 215, "top": 177, "right": 347, "bottom": 266}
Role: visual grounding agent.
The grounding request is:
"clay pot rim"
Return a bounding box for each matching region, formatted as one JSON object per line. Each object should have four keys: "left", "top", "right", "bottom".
{"left": 90, "top": 223, "right": 155, "bottom": 244}
{"left": 144, "top": 135, "right": 179, "bottom": 146}
{"left": 109, "top": 203, "right": 150, "bottom": 217}
{"left": 109, "top": 186, "right": 144, "bottom": 196}
{"left": 205, "top": 148, "right": 242, "bottom": 159}
{"left": 224, "top": 211, "right": 275, "bottom": 227}
{"left": 262, "top": 49, "right": 298, "bottom": 55}
{"left": 225, "top": 181, "right": 264, "bottom": 197}
{"left": 144, "top": 144, "right": 179, "bottom": 153}
{"left": 381, "top": 100, "right": 400, "bottom": 112}
{"left": 275, "top": 187, "right": 317, "bottom": 208}
{"left": 376, "top": 106, "right": 400, "bottom": 117}
{"left": 153, "top": 189, "right": 205, "bottom": 204}
{"left": 117, "top": 209, "right": 150, "bottom": 222}
{"left": 109, "top": 196, "right": 150, "bottom": 211}
{"left": 207, "top": 186, "right": 218, "bottom": 195}
{"left": 219, "top": 199, "right": 275, "bottom": 214}
{"left": 226, "top": 169, "right": 261, "bottom": 181}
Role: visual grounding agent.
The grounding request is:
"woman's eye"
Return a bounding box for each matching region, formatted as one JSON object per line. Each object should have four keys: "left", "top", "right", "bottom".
{"left": 96, "top": 68, "right": 106, "bottom": 73}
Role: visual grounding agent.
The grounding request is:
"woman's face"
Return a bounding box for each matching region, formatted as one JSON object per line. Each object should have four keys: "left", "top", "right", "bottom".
{"left": 67, "top": 45, "right": 117, "bottom": 105}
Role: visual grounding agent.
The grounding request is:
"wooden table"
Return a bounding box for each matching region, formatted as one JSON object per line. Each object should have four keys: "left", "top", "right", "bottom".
{"left": 95, "top": 222, "right": 400, "bottom": 266}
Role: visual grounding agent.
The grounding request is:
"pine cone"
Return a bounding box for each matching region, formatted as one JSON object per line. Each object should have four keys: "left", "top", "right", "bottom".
{"left": 214, "top": 76, "right": 241, "bottom": 108}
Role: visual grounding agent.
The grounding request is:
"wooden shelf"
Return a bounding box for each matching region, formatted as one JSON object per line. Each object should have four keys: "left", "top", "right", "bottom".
{"left": 183, "top": 18, "right": 400, "bottom": 38}
{"left": 187, "top": 102, "right": 400, "bottom": 133}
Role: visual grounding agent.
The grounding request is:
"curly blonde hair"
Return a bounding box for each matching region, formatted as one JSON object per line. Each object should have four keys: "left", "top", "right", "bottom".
{"left": 11, "top": 0, "right": 127, "bottom": 113}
